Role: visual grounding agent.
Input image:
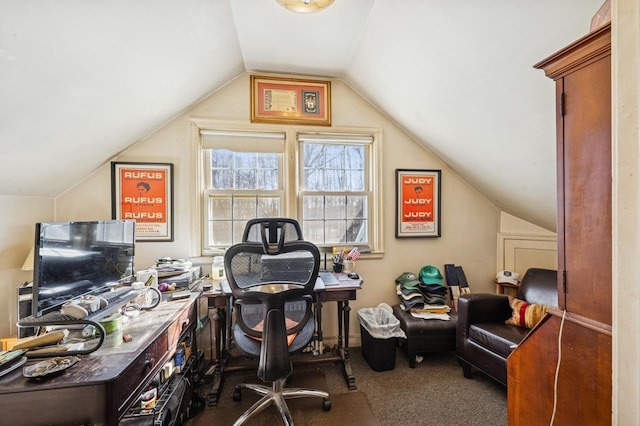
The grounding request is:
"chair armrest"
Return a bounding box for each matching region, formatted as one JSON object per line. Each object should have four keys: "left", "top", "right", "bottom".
{"left": 457, "top": 293, "right": 512, "bottom": 337}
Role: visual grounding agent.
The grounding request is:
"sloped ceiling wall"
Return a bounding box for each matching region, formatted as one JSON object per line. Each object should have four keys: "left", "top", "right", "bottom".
{"left": 0, "top": 0, "right": 604, "bottom": 231}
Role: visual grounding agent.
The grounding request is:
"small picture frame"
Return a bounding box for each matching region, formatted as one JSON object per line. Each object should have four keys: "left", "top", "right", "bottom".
{"left": 250, "top": 75, "right": 331, "bottom": 126}
{"left": 395, "top": 169, "right": 442, "bottom": 238}
{"left": 111, "top": 162, "right": 174, "bottom": 242}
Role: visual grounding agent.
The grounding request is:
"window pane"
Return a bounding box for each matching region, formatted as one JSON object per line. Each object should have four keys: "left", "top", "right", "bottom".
{"left": 346, "top": 170, "right": 364, "bottom": 191}
{"left": 347, "top": 219, "right": 367, "bottom": 243}
{"left": 325, "top": 196, "right": 346, "bottom": 220}
{"left": 305, "top": 168, "right": 323, "bottom": 191}
{"left": 303, "top": 195, "right": 324, "bottom": 219}
{"left": 209, "top": 197, "right": 232, "bottom": 219}
{"left": 258, "top": 153, "right": 278, "bottom": 168}
{"left": 347, "top": 196, "right": 367, "bottom": 219}
{"left": 257, "top": 197, "right": 281, "bottom": 217}
{"left": 345, "top": 145, "right": 364, "bottom": 169}
{"left": 258, "top": 169, "right": 278, "bottom": 190}
{"left": 212, "top": 169, "right": 232, "bottom": 189}
{"left": 235, "top": 152, "right": 256, "bottom": 169}
{"left": 209, "top": 221, "right": 232, "bottom": 246}
{"left": 325, "top": 145, "right": 344, "bottom": 169}
{"left": 304, "top": 144, "right": 323, "bottom": 167}
{"left": 212, "top": 150, "right": 233, "bottom": 168}
{"left": 303, "top": 221, "right": 325, "bottom": 243}
{"left": 233, "top": 221, "right": 247, "bottom": 244}
{"left": 234, "top": 197, "right": 258, "bottom": 219}
{"left": 325, "top": 220, "right": 346, "bottom": 244}
{"left": 235, "top": 169, "right": 256, "bottom": 189}
{"left": 324, "top": 169, "right": 344, "bottom": 191}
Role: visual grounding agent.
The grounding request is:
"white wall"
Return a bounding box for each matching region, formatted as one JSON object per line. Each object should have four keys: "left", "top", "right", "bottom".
{"left": 1, "top": 73, "right": 502, "bottom": 344}
{"left": 0, "top": 196, "right": 54, "bottom": 337}
{"left": 497, "top": 212, "right": 557, "bottom": 279}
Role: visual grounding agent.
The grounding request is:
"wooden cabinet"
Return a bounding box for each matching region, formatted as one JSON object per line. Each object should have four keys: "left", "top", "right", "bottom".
{"left": 508, "top": 23, "right": 612, "bottom": 425}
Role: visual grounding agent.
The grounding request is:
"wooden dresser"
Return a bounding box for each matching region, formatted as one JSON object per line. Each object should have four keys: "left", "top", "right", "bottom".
{"left": 0, "top": 294, "right": 198, "bottom": 425}
{"left": 508, "top": 23, "right": 612, "bottom": 425}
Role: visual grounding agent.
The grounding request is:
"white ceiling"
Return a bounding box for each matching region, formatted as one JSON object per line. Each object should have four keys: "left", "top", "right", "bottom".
{"left": 0, "top": 0, "right": 604, "bottom": 231}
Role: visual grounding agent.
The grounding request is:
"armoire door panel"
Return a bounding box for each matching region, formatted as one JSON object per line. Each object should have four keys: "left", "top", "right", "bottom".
{"left": 561, "top": 54, "right": 612, "bottom": 325}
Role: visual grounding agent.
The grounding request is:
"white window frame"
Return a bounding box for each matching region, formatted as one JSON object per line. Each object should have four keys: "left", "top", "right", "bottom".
{"left": 200, "top": 129, "right": 286, "bottom": 253}
{"left": 297, "top": 133, "right": 374, "bottom": 250}
{"left": 192, "top": 120, "right": 383, "bottom": 258}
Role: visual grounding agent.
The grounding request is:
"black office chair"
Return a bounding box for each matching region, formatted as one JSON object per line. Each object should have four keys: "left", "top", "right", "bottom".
{"left": 225, "top": 218, "right": 331, "bottom": 425}
{"left": 241, "top": 217, "right": 304, "bottom": 244}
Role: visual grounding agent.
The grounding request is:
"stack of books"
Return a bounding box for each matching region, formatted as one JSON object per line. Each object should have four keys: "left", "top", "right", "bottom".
{"left": 0, "top": 348, "right": 27, "bottom": 377}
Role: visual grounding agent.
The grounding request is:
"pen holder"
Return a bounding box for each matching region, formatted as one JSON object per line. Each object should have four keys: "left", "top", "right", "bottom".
{"left": 333, "top": 262, "right": 343, "bottom": 273}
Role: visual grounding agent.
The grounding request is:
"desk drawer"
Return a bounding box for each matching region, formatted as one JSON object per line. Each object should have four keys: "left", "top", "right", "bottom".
{"left": 114, "top": 331, "right": 168, "bottom": 417}
{"left": 168, "top": 301, "right": 195, "bottom": 350}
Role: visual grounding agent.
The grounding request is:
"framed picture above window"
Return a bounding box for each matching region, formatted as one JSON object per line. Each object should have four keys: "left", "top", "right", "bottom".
{"left": 111, "top": 162, "right": 174, "bottom": 242}
{"left": 250, "top": 75, "right": 331, "bottom": 126}
{"left": 395, "top": 169, "right": 441, "bottom": 238}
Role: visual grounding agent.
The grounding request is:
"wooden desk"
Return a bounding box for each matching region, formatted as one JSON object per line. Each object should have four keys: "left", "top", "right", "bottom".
{"left": 0, "top": 294, "right": 199, "bottom": 425}
{"left": 201, "top": 273, "right": 362, "bottom": 405}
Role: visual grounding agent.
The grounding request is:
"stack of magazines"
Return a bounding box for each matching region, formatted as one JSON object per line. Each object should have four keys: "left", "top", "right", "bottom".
{"left": 0, "top": 349, "right": 27, "bottom": 378}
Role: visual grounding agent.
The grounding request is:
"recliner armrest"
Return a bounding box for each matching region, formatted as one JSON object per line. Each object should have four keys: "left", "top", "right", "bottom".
{"left": 457, "top": 293, "right": 512, "bottom": 337}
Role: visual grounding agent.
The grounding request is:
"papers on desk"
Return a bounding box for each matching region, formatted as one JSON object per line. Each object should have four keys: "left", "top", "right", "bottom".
{"left": 319, "top": 271, "right": 362, "bottom": 288}
{"left": 318, "top": 271, "right": 339, "bottom": 286}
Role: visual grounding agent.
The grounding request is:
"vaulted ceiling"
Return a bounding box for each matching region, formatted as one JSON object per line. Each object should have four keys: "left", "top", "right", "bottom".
{"left": 0, "top": 0, "right": 604, "bottom": 231}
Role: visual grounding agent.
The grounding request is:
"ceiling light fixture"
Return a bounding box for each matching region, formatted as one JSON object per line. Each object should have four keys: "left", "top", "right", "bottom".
{"left": 276, "top": 0, "right": 335, "bottom": 14}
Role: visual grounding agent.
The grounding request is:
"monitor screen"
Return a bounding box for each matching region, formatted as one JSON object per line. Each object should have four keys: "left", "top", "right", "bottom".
{"left": 32, "top": 219, "right": 135, "bottom": 317}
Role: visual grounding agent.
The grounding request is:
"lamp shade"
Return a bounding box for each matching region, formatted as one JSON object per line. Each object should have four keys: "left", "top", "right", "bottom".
{"left": 276, "top": 0, "right": 335, "bottom": 14}
{"left": 21, "top": 247, "right": 34, "bottom": 271}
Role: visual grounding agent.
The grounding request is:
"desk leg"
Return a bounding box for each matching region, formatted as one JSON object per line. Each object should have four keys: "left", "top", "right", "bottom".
{"left": 207, "top": 305, "right": 226, "bottom": 406}
{"left": 338, "top": 300, "right": 357, "bottom": 390}
{"left": 314, "top": 297, "right": 324, "bottom": 355}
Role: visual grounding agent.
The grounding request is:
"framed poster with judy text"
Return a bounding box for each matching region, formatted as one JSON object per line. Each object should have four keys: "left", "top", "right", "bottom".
{"left": 395, "top": 169, "right": 441, "bottom": 238}
{"left": 111, "top": 162, "right": 174, "bottom": 242}
{"left": 250, "top": 75, "right": 331, "bottom": 126}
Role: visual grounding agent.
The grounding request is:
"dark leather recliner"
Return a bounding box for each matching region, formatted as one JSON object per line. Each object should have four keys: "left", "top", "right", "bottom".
{"left": 225, "top": 218, "right": 331, "bottom": 425}
{"left": 456, "top": 268, "right": 558, "bottom": 386}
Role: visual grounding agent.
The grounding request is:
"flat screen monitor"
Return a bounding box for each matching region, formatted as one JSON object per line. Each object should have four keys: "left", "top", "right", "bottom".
{"left": 32, "top": 219, "right": 135, "bottom": 317}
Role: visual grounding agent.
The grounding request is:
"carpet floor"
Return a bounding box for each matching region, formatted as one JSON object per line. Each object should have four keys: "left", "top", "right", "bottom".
{"left": 188, "top": 369, "right": 378, "bottom": 426}
{"left": 187, "top": 346, "right": 506, "bottom": 426}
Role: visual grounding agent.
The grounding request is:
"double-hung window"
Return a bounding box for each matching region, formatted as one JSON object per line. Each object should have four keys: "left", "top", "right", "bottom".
{"left": 199, "top": 127, "right": 381, "bottom": 255}
{"left": 298, "top": 134, "right": 372, "bottom": 247}
{"left": 201, "top": 130, "right": 285, "bottom": 251}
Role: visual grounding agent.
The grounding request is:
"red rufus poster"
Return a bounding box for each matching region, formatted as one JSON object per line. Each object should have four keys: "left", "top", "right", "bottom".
{"left": 112, "top": 162, "right": 173, "bottom": 241}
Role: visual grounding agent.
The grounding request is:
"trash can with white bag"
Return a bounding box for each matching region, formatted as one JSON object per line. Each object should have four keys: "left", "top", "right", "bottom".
{"left": 357, "top": 303, "right": 407, "bottom": 371}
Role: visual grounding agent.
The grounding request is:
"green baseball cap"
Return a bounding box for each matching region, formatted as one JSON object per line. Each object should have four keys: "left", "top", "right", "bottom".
{"left": 395, "top": 272, "right": 421, "bottom": 289}
{"left": 419, "top": 265, "right": 444, "bottom": 285}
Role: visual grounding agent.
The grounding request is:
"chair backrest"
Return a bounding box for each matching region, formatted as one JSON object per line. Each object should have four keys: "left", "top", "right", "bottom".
{"left": 518, "top": 268, "right": 558, "bottom": 307}
{"left": 224, "top": 218, "right": 320, "bottom": 381}
{"left": 241, "top": 217, "right": 304, "bottom": 249}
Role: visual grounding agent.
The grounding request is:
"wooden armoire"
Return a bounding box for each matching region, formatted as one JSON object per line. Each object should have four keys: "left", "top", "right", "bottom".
{"left": 507, "top": 23, "right": 612, "bottom": 425}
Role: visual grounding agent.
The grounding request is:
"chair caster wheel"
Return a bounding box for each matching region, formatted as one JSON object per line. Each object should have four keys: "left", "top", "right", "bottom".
{"left": 233, "top": 386, "right": 242, "bottom": 402}
{"left": 322, "top": 398, "right": 332, "bottom": 411}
